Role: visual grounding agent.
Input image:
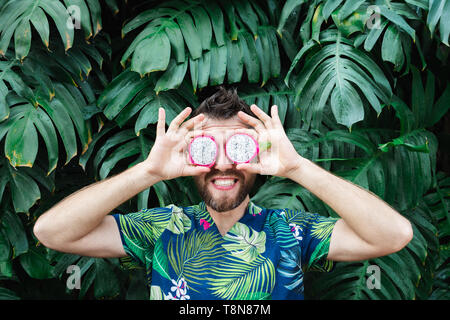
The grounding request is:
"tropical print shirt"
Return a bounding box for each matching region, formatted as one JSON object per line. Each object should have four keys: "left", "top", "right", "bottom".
{"left": 112, "top": 201, "right": 338, "bottom": 300}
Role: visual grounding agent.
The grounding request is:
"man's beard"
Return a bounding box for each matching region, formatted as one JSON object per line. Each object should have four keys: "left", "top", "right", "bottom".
{"left": 194, "top": 169, "right": 256, "bottom": 212}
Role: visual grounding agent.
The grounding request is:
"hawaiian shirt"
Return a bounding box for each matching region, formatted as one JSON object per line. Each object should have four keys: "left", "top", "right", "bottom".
{"left": 112, "top": 201, "right": 338, "bottom": 300}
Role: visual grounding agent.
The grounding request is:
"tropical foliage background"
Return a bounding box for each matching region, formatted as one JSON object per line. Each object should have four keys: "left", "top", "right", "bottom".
{"left": 0, "top": 0, "right": 448, "bottom": 300}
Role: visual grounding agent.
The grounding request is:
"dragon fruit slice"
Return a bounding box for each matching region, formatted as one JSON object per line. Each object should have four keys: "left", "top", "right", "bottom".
{"left": 225, "top": 133, "right": 259, "bottom": 164}
{"left": 188, "top": 135, "right": 218, "bottom": 167}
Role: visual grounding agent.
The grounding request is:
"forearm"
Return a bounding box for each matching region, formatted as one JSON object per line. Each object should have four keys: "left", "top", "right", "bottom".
{"left": 34, "top": 161, "right": 160, "bottom": 244}
{"left": 287, "top": 156, "right": 412, "bottom": 247}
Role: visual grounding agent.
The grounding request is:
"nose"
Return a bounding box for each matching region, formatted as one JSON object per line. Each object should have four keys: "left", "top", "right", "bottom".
{"left": 213, "top": 143, "right": 234, "bottom": 171}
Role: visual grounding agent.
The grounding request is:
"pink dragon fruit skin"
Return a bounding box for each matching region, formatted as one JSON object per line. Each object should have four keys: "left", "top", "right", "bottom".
{"left": 225, "top": 133, "right": 259, "bottom": 164}
{"left": 188, "top": 135, "right": 218, "bottom": 167}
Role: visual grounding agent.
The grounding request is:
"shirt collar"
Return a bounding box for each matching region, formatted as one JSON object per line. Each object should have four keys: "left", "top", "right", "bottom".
{"left": 197, "top": 200, "right": 263, "bottom": 216}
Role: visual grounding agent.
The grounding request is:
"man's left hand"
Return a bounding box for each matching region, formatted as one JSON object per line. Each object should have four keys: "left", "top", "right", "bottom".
{"left": 236, "top": 104, "right": 303, "bottom": 178}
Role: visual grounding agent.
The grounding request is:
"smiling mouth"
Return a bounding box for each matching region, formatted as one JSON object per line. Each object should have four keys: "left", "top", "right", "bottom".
{"left": 211, "top": 177, "right": 239, "bottom": 190}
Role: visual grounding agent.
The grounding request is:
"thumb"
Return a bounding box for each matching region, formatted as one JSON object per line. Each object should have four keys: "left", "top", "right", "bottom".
{"left": 236, "top": 162, "right": 262, "bottom": 174}
{"left": 182, "top": 165, "right": 211, "bottom": 177}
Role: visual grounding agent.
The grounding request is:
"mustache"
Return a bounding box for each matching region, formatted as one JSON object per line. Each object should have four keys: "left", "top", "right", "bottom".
{"left": 205, "top": 169, "right": 244, "bottom": 181}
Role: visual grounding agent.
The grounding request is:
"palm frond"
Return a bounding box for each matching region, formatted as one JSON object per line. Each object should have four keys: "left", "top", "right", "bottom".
{"left": 207, "top": 254, "right": 276, "bottom": 300}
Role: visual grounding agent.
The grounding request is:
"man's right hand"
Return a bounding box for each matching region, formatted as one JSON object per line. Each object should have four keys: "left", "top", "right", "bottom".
{"left": 144, "top": 107, "right": 211, "bottom": 181}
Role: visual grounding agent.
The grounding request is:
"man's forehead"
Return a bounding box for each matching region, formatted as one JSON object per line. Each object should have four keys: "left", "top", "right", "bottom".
{"left": 194, "top": 116, "right": 252, "bottom": 132}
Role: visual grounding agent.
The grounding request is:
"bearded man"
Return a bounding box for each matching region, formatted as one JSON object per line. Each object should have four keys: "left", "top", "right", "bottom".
{"left": 34, "top": 87, "right": 413, "bottom": 300}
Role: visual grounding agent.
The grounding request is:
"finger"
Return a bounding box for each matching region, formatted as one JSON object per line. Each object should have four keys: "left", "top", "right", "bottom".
{"left": 237, "top": 111, "right": 266, "bottom": 133}
{"left": 250, "top": 104, "right": 273, "bottom": 129}
{"left": 182, "top": 164, "right": 211, "bottom": 177}
{"left": 236, "top": 162, "right": 262, "bottom": 175}
{"left": 270, "top": 105, "right": 283, "bottom": 128}
{"left": 184, "top": 128, "right": 207, "bottom": 145}
{"left": 167, "top": 107, "right": 192, "bottom": 133}
{"left": 156, "top": 107, "right": 166, "bottom": 137}
{"left": 179, "top": 113, "right": 205, "bottom": 134}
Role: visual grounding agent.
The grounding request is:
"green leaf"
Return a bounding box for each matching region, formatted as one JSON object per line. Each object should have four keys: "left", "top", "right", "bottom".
{"left": 134, "top": 100, "right": 160, "bottom": 136}
{"left": 155, "top": 58, "right": 188, "bottom": 94}
{"left": 277, "top": 0, "right": 305, "bottom": 36}
{"left": 94, "top": 259, "right": 120, "bottom": 299}
{"left": 0, "top": 230, "right": 10, "bottom": 261}
{"left": 209, "top": 43, "right": 227, "bottom": 86}
{"left": 99, "top": 139, "right": 140, "bottom": 179}
{"left": 191, "top": 6, "right": 212, "bottom": 51}
{"left": 226, "top": 37, "right": 244, "bottom": 84}
{"left": 19, "top": 247, "right": 54, "bottom": 279}
{"left": 79, "top": 123, "right": 115, "bottom": 170}
{"left": 0, "top": 0, "right": 79, "bottom": 58}
{"left": 197, "top": 50, "right": 211, "bottom": 89}
{"left": 1, "top": 209, "right": 28, "bottom": 257}
{"left": 103, "top": 75, "right": 153, "bottom": 121}
{"left": 239, "top": 31, "right": 260, "bottom": 83}
{"left": 130, "top": 32, "right": 171, "bottom": 76}
{"left": 177, "top": 12, "right": 202, "bottom": 60}
{"left": 164, "top": 21, "right": 185, "bottom": 63}
{"left": 382, "top": 25, "right": 404, "bottom": 71}
{"left": 39, "top": 0, "right": 74, "bottom": 51}
{"left": 223, "top": 223, "right": 266, "bottom": 262}
{"left": 221, "top": 0, "right": 239, "bottom": 40}
{"left": 364, "top": 19, "right": 388, "bottom": 52}
{"left": 14, "top": 20, "right": 31, "bottom": 61}
{"left": 330, "top": 77, "right": 364, "bottom": 129}
{"left": 379, "top": 5, "right": 415, "bottom": 40}
{"left": 378, "top": 131, "right": 430, "bottom": 153}
{"left": 233, "top": 0, "right": 259, "bottom": 37}
{"left": 122, "top": 8, "right": 177, "bottom": 36}
{"left": 6, "top": 163, "right": 41, "bottom": 213}
{"left": 116, "top": 89, "right": 155, "bottom": 128}
{"left": 322, "top": 0, "right": 343, "bottom": 19}
{"left": 204, "top": 1, "right": 226, "bottom": 46}
{"left": 4, "top": 107, "right": 38, "bottom": 168}
{"left": 0, "top": 287, "right": 19, "bottom": 299}
{"left": 429, "top": 83, "right": 450, "bottom": 125}
{"left": 439, "top": 0, "right": 450, "bottom": 45}
{"left": 427, "top": 0, "right": 445, "bottom": 35}
{"left": 37, "top": 97, "right": 77, "bottom": 165}
{"left": 64, "top": 0, "right": 93, "bottom": 39}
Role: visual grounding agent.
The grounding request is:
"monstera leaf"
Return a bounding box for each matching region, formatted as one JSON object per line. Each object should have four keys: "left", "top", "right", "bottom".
{"left": 223, "top": 223, "right": 267, "bottom": 262}
{"left": 0, "top": 58, "right": 36, "bottom": 120}
{"left": 427, "top": 0, "right": 450, "bottom": 45}
{"left": 286, "top": 29, "right": 392, "bottom": 129}
{"left": 0, "top": 0, "right": 103, "bottom": 60}
{"left": 97, "top": 68, "right": 194, "bottom": 128}
{"left": 120, "top": 0, "right": 281, "bottom": 90}
{"left": 0, "top": 157, "right": 54, "bottom": 213}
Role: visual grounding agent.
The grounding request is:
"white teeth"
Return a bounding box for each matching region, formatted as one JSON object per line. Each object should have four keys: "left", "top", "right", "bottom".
{"left": 213, "top": 179, "right": 235, "bottom": 186}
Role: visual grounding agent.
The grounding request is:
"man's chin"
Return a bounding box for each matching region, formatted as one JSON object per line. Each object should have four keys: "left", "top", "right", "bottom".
{"left": 205, "top": 196, "right": 246, "bottom": 213}
{"left": 200, "top": 185, "right": 248, "bottom": 212}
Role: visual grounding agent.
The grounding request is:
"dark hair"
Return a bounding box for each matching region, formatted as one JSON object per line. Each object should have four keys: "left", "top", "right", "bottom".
{"left": 191, "top": 86, "right": 256, "bottom": 120}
